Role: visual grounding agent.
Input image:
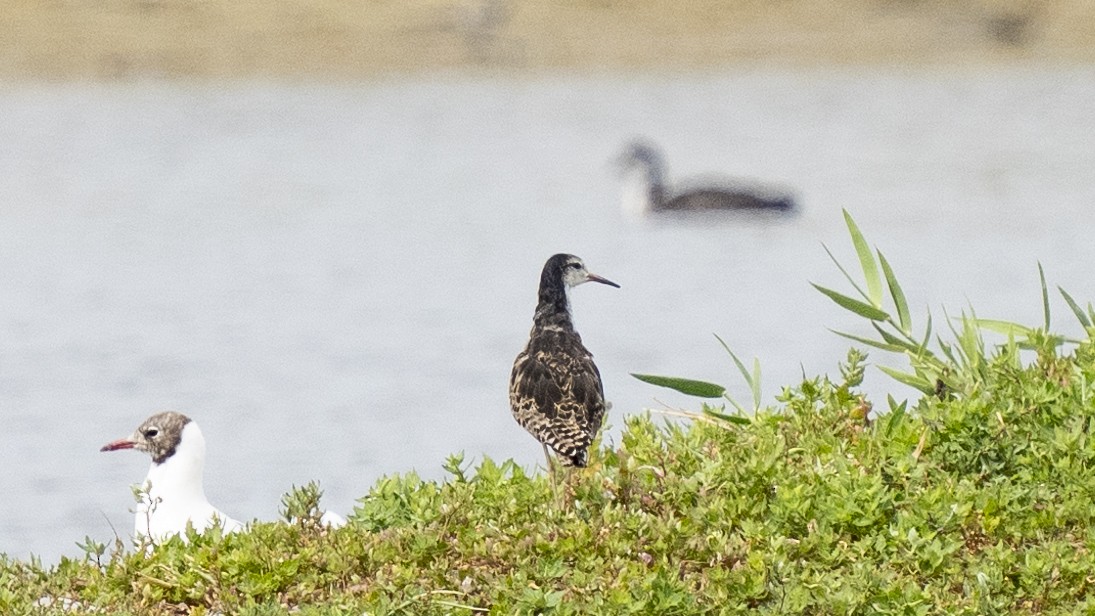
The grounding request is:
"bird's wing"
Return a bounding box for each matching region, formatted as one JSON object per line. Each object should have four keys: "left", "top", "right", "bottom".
{"left": 510, "top": 349, "right": 607, "bottom": 466}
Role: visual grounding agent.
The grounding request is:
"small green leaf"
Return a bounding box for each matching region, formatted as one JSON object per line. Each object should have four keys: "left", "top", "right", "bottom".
{"left": 630, "top": 373, "right": 726, "bottom": 398}
{"left": 844, "top": 210, "right": 883, "bottom": 308}
{"left": 878, "top": 251, "right": 911, "bottom": 335}
{"left": 1059, "top": 286, "right": 1091, "bottom": 328}
{"left": 812, "top": 283, "right": 890, "bottom": 321}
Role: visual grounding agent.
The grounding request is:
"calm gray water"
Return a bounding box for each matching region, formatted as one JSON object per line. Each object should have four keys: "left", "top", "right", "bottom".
{"left": 2, "top": 66, "right": 1094, "bottom": 561}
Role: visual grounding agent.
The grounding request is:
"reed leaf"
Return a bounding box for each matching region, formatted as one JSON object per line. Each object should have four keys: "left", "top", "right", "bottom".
{"left": 812, "top": 284, "right": 890, "bottom": 321}
{"left": 878, "top": 251, "right": 911, "bottom": 335}
{"left": 630, "top": 374, "right": 726, "bottom": 398}
{"left": 1039, "top": 263, "right": 1050, "bottom": 331}
{"left": 1059, "top": 286, "right": 1092, "bottom": 328}
{"left": 877, "top": 365, "right": 935, "bottom": 394}
{"left": 844, "top": 209, "right": 883, "bottom": 308}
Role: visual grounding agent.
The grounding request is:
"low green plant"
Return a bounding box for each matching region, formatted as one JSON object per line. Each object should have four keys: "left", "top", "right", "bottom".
{"left": 631, "top": 334, "right": 761, "bottom": 424}
{"left": 814, "top": 209, "right": 1092, "bottom": 397}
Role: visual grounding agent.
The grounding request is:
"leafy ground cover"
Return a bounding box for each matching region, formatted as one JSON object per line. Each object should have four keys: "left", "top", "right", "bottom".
{"left": 6, "top": 215, "right": 1095, "bottom": 614}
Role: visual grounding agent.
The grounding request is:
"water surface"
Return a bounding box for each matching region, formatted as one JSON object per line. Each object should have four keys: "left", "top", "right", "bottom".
{"left": 2, "top": 66, "right": 1094, "bottom": 559}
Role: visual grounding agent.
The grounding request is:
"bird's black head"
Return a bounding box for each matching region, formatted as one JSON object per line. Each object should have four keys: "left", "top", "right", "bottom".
{"left": 616, "top": 139, "right": 664, "bottom": 174}
{"left": 540, "top": 254, "right": 620, "bottom": 291}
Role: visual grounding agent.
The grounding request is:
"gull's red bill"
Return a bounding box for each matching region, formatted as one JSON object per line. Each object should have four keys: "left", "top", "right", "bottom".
{"left": 100, "top": 439, "right": 136, "bottom": 453}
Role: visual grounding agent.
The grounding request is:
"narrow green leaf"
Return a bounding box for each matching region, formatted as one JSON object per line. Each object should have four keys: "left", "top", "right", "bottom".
{"left": 714, "top": 334, "right": 754, "bottom": 391}
{"left": 1038, "top": 262, "right": 1050, "bottom": 331}
{"left": 702, "top": 405, "right": 752, "bottom": 425}
{"left": 844, "top": 209, "right": 883, "bottom": 308}
{"left": 1059, "top": 286, "right": 1092, "bottom": 328}
{"left": 970, "top": 319, "right": 1033, "bottom": 337}
{"left": 723, "top": 396, "right": 747, "bottom": 415}
{"left": 884, "top": 395, "right": 907, "bottom": 437}
{"left": 751, "top": 357, "right": 762, "bottom": 410}
{"left": 959, "top": 310, "right": 985, "bottom": 372}
{"left": 832, "top": 329, "right": 906, "bottom": 353}
{"left": 872, "top": 322, "right": 923, "bottom": 353}
{"left": 630, "top": 373, "right": 726, "bottom": 398}
{"left": 822, "top": 242, "right": 871, "bottom": 302}
{"left": 920, "top": 312, "right": 933, "bottom": 351}
{"left": 878, "top": 251, "right": 911, "bottom": 335}
{"left": 937, "top": 337, "right": 958, "bottom": 364}
{"left": 877, "top": 365, "right": 935, "bottom": 394}
{"left": 812, "top": 283, "right": 890, "bottom": 321}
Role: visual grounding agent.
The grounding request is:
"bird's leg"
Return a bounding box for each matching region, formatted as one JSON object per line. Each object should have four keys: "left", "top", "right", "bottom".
{"left": 542, "top": 444, "right": 561, "bottom": 500}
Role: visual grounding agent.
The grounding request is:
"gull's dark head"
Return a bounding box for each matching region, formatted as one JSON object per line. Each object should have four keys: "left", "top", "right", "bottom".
{"left": 542, "top": 254, "right": 620, "bottom": 290}
{"left": 615, "top": 139, "right": 664, "bottom": 174}
{"left": 100, "top": 411, "right": 192, "bottom": 465}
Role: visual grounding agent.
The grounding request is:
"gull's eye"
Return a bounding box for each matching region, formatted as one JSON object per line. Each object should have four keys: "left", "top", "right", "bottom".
{"left": 567, "top": 262, "right": 583, "bottom": 270}
{"left": 144, "top": 427, "right": 159, "bottom": 439}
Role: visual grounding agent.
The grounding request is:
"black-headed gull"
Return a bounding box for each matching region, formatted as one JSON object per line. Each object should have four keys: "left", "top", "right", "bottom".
{"left": 615, "top": 139, "right": 796, "bottom": 220}
{"left": 101, "top": 411, "right": 244, "bottom": 542}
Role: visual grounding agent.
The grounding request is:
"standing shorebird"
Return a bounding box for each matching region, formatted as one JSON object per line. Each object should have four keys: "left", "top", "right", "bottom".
{"left": 509, "top": 254, "right": 619, "bottom": 469}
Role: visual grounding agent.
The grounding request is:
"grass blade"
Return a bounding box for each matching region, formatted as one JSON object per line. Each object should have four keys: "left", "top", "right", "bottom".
{"left": 877, "top": 365, "right": 935, "bottom": 394}
{"left": 714, "top": 334, "right": 753, "bottom": 388}
{"left": 872, "top": 322, "right": 924, "bottom": 353}
{"left": 878, "top": 251, "right": 911, "bottom": 335}
{"left": 832, "top": 329, "right": 907, "bottom": 353}
{"left": 844, "top": 210, "right": 883, "bottom": 308}
{"left": 1059, "top": 286, "right": 1092, "bottom": 328}
{"left": 751, "top": 357, "right": 762, "bottom": 410}
{"left": 714, "top": 334, "right": 761, "bottom": 410}
{"left": 812, "top": 284, "right": 890, "bottom": 321}
{"left": 822, "top": 242, "right": 870, "bottom": 301}
{"left": 970, "top": 319, "right": 1033, "bottom": 337}
{"left": 702, "top": 405, "right": 752, "bottom": 425}
{"left": 630, "top": 374, "right": 726, "bottom": 398}
{"left": 884, "top": 395, "right": 908, "bottom": 437}
{"left": 919, "top": 312, "right": 933, "bottom": 351}
{"left": 1038, "top": 262, "right": 1050, "bottom": 331}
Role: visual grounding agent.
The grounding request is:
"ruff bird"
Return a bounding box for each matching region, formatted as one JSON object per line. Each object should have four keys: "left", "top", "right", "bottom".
{"left": 101, "top": 411, "right": 244, "bottom": 542}
{"left": 616, "top": 139, "right": 795, "bottom": 219}
{"left": 509, "top": 254, "right": 618, "bottom": 468}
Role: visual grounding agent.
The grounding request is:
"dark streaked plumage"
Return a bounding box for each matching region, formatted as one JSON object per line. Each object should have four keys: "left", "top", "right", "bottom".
{"left": 617, "top": 139, "right": 795, "bottom": 217}
{"left": 509, "top": 254, "right": 619, "bottom": 467}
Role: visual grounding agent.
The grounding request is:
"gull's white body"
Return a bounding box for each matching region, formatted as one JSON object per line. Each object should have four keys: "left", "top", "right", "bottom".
{"left": 135, "top": 422, "right": 243, "bottom": 541}
{"left": 619, "top": 162, "right": 656, "bottom": 221}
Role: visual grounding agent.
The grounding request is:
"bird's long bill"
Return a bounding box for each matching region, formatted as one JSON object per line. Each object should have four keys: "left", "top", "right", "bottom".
{"left": 100, "top": 438, "right": 136, "bottom": 452}
{"left": 587, "top": 273, "right": 621, "bottom": 288}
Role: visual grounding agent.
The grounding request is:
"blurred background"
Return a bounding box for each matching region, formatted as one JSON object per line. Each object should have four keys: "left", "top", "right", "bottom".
{"left": 2, "top": 0, "right": 1095, "bottom": 561}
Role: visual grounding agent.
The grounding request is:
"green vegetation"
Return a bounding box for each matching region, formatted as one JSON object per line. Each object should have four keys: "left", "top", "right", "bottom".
{"left": 7, "top": 214, "right": 1095, "bottom": 614}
